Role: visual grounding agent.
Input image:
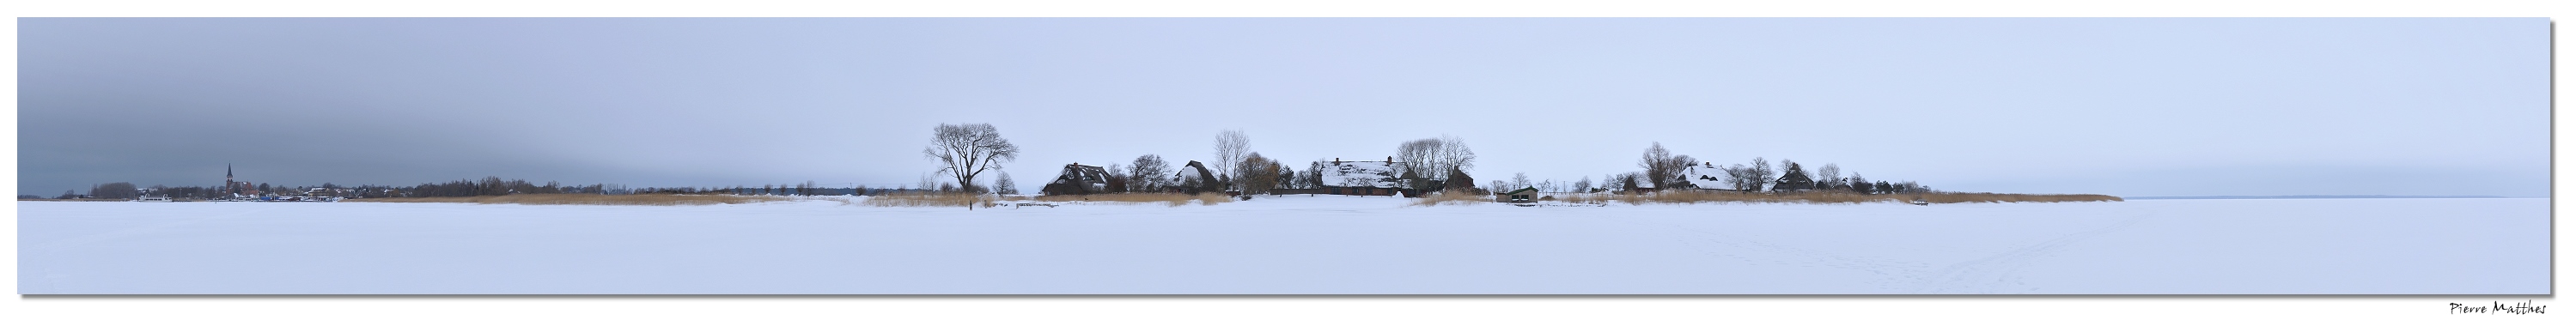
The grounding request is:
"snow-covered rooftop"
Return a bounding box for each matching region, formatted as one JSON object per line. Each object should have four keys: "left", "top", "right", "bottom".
{"left": 1680, "top": 162, "right": 1740, "bottom": 190}
{"left": 1318, "top": 160, "right": 1403, "bottom": 189}
{"left": 1171, "top": 160, "right": 1217, "bottom": 184}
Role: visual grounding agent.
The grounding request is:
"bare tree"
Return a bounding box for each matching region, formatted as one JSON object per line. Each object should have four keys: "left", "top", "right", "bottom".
{"left": 923, "top": 123, "right": 1018, "bottom": 196}
{"left": 1638, "top": 142, "right": 1672, "bottom": 184}
{"left": 1573, "top": 176, "right": 1593, "bottom": 193}
{"left": 1508, "top": 172, "right": 1532, "bottom": 191}
{"left": 1721, "top": 164, "right": 1764, "bottom": 191}
{"left": 1615, "top": 172, "right": 1643, "bottom": 192}
{"left": 1212, "top": 130, "right": 1250, "bottom": 188}
{"left": 1129, "top": 154, "right": 1170, "bottom": 192}
{"left": 1105, "top": 163, "right": 1128, "bottom": 192}
{"left": 1434, "top": 135, "right": 1477, "bottom": 180}
{"left": 1816, "top": 163, "right": 1842, "bottom": 190}
{"left": 1635, "top": 142, "right": 1694, "bottom": 190}
{"left": 1276, "top": 166, "right": 1295, "bottom": 190}
{"left": 1300, "top": 159, "right": 1327, "bottom": 189}
{"left": 1748, "top": 157, "right": 1774, "bottom": 191}
{"left": 1666, "top": 154, "right": 1696, "bottom": 188}
{"left": 994, "top": 172, "right": 1020, "bottom": 195}
{"left": 1395, "top": 138, "right": 1440, "bottom": 178}
{"left": 1394, "top": 135, "right": 1477, "bottom": 184}
{"left": 1238, "top": 152, "right": 1281, "bottom": 195}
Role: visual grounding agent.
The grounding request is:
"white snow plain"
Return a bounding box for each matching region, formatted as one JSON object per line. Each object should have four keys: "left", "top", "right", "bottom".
{"left": 17, "top": 196, "right": 2548, "bottom": 294}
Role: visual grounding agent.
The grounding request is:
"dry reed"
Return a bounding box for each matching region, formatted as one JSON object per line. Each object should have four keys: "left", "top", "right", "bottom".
{"left": 1409, "top": 191, "right": 1491, "bottom": 207}
{"left": 1196, "top": 193, "right": 1234, "bottom": 206}
{"left": 344, "top": 194, "right": 789, "bottom": 206}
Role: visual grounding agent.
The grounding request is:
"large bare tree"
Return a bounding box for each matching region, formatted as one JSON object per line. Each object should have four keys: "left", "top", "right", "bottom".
{"left": 1212, "top": 130, "right": 1250, "bottom": 188}
{"left": 1394, "top": 135, "right": 1477, "bottom": 182}
{"left": 923, "top": 123, "right": 1018, "bottom": 195}
{"left": 1434, "top": 135, "right": 1477, "bottom": 180}
{"left": 1636, "top": 142, "right": 1693, "bottom": 190}
{"left": 1395, "top": 138, "right": 1440, "bottom": 178}
{"left": 1749, "top": 157, "right": 1773, "bottom": 190}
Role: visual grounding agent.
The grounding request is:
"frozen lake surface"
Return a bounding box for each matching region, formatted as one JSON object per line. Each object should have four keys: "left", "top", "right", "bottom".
{"left": 17, "top": 196, "right": 2549, "bottom": 294}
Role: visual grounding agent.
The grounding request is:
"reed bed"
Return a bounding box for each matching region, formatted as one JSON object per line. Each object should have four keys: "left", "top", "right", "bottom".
{"left": 344, "top": 194, "right": 789, "bottom": 206}
{"left": 1408, "top": 191, "right": 1492, "bottom": 207}
{"left": 1194, "top": 192, "right": 1235, "bottom": 206}
{"left": 1549, "top": 190, "right": 2121, "bottom": 205}
{"left": 1033, "top": 193, "right": 1233, "bottom": 207}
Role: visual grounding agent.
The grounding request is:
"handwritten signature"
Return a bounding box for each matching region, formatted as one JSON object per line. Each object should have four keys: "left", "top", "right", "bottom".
{"left": 2451, "top": 300, "right": 2547, "bottom": 315}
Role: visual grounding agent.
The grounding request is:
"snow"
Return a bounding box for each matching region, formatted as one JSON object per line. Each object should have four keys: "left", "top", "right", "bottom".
{"left": 1678, "top": 162, "right": 1733, "bottom": 190}
{"left": 17, "top": 197, "right": 2547, "bottom": 294}
{"left": 1318, "top": 160, "right": 1403, "bottom": 189}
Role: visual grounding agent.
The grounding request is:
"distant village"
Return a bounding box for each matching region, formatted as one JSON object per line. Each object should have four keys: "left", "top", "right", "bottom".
{"left": 935, "top": 124, "right": 1932, "bottom": 204}
{"left": 33, "top": 124, "right": 1933, "bottom": 203}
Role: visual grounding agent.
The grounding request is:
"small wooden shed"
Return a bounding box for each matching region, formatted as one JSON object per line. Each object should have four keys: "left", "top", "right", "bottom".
{"left": 1495, "top": 187, "right": 1539, "bottom": 203}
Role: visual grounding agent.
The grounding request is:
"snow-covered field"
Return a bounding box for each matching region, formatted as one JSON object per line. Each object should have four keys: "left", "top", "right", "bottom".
{"left": 17, "top": 196, "right": 2548, "bottom": 294}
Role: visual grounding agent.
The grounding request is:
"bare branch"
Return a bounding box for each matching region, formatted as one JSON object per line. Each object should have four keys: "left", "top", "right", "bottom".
{"left": 924, "top": 123, "right": 1016, "bottom": 194}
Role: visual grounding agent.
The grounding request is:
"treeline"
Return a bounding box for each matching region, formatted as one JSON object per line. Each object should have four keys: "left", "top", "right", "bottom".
{"left": 27, "top": 182, "right": 358, "bottom": 200}
{"left": 39, "top": 178, "right": 640, "bottom": 200}
{"left": 1618, "top": 142, "right": 1929, "bottom": 195}
{"left": 1026, "top": 132, "right": 1479, "bottom": 196}
{"left": 403, "top": 177, "right": 626, "bottom": 197}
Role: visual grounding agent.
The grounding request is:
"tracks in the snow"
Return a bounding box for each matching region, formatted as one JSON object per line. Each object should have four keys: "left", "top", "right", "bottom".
{"left": 1586, "top": 214, "right": 1933, "bottom": 291}
{"left": 1590, "top": 208, "right": 2156, "bottom": 293}
{"left": 1906, "top": 212, "right": 2157, "bottom": 293}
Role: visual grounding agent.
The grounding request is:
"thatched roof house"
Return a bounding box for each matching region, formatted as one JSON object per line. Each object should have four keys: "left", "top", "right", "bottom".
{"left": 1318, "top": 157, "right": 1410, "bottom": 196}
{"left": 1041, "top": 163, "right": 1112, "bottom": 196}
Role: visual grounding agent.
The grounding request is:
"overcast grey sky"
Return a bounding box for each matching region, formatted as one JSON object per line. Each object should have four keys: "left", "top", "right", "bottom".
{"left": 16, "top": 18, "right": 2549, "bottom": 197}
